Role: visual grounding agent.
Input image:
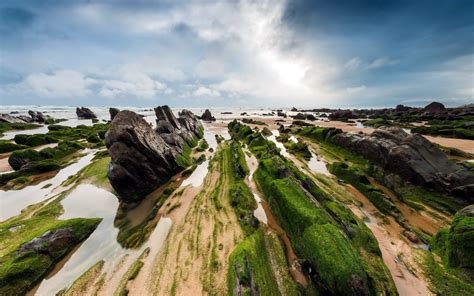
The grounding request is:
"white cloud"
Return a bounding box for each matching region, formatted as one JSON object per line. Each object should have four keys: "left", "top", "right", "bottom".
{"left": 193, "top": 86, "right": 220, "bottom": 97}
{"left": 19, "top": 70, "right": 96, "bottom": 98}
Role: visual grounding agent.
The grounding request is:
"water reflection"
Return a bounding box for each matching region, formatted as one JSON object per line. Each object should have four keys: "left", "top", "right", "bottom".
{"left": 307, "top": 151, "right": 330, "bottom": 175}
{"left": 0, "top": 151, "right": 96, "bottom": 221}
{"left": 181, "top": 160, "right": 209, "bottom": 187}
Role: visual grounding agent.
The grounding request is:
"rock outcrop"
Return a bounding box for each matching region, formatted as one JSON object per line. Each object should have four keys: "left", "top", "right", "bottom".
{"left": 200, "top": 109, "right": 215, "bottom": 121}
{"left": 330, "top": 128, "right": 474, "bottom": 200}
{"left": 106, "top": 107, "right": 202, "bottom": 202}
{"left": 76, "top": 107, "right": 97, "bottom": 119}
{"left": 109, "top": 108, "right": 120, "bottom": 121}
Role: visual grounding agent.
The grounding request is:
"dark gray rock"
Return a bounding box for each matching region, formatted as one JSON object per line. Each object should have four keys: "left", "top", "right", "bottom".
{"left": 106, "top": 107, "right": 202, "bottom": 202}
{"left": 28, "top": 110, "right": 49, "bottom": 123}
{"left": 329, "top": 110, "right": 356, "bottom": 120}
{"left": 17, "top": 228, "right": 74, "bottom": 256}
{"left": 200, "top": 109, "right": 215, "bottom": 121}
{"left": 423, "top": 101, "right": 446, "bottom": 114}
{"left": 331, "top": 128, "right": 474, "bottom": 201}
{"left": 109, "top": 108, "right": 120, "bottom": 121}
{"left": 76, "top": 107, "right": 97, "bottom": 119}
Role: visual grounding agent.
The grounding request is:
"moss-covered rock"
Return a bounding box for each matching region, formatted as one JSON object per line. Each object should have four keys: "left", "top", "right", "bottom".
{"left": 431, "top": 205, "right": 474, "bottom": 269}
{"left": 301, "top": 224, "right": 369, "bottom": 295}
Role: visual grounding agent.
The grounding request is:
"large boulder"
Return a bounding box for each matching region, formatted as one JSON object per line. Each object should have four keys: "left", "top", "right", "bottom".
{"left": 106, "top": 107, "right": 202, "bottom": 202}
{"left": 331, "top": 128, "right": 474, "bottom": 200}
{"left": 200, "top": 109, "right": 216, "bottom": 121}
{"left": 106, "top": 111, "right": 183, "bottom": 202}
{"left": 76, "top": 107, "right": 97, "bottom": 119}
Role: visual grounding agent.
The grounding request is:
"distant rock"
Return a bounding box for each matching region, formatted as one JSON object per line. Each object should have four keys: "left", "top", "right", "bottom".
{"left": 109, "top": 108, "right": 120, "bottom": 121}
{"left": 240, "top": 112, "right": 248, "bottom": 116}
{"left": 395, "top": 104, "right": 410, "bottom": 112}
{"left": 221, "top": 112, "right": 233, "bottom": 114}
{"left": 293, "top": 113, "right": 306, "bottom": 120}
{"left": 291, "top": 107, "right": 298, "bottom": 112}
{"left": 277, "top": 111, "right": 287, "bottom": 118}
{"left": 106, "top": 107, "right": 202, "bottom": 202}
{"left": 76, "top": 107, "right": 97, "bottom": 119}
{"left": 329, "top": 110, "right": 356, "bottom": 120}
{"left": 423, "top": 101, "right": 446, "bottom": 114}
{"left": 200, "top": 109, "right": 216, "bottom": 121}
{"left": 331, "top": 128, "right": 474, "bottom": 200}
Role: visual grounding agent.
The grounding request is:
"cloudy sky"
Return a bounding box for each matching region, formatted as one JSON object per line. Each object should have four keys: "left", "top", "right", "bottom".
{"left": 0, "top": 0, "right": 472, "bottom": 108}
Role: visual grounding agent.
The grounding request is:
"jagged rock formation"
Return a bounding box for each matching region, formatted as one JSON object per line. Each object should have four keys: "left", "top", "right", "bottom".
{"left": 330, "top": 128, "right": 474, "bottom": 200}
{"left": 200, "top": 109, "right": 216, "bottom": 121}
{"left": 76, "top": 107, "right": 97, "bottom": 119}
{"left": 106, "top": 107, "right": 202, "bottom": 202}
{"left": 109, "top": 108, "right": 120, "bottom": 121}
{"left": 28, "top": 110, "right": 49, "bottom": 123}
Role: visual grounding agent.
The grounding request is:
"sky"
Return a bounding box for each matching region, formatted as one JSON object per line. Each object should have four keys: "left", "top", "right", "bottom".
{"left": 0, "top": 0, "right": 473, "bottom": 108}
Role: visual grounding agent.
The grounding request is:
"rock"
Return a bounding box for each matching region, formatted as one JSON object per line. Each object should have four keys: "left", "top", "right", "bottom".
{"left": 109, "top": 108, "right": 120, "bottom": 120}
{"left": 240, "top": 112, "right": 248, "bottom": 116}
{"left": 28, "top": 110, "right": 49, "bottom": 123}
{"left": 76, "top": 107, "right": 97, "bottom": 119}
{"left": 277, "top": 111, "right": 287, "bottom": 118}
{"left": 329, "top": 110, "right": 356, "bottom": 120}
{"left": 106, "top": 107, "right": 202, "bottom": 202}
{"left": 432, "top": 205, "right": 474, "bottom": 268}
{"left": 261, "top": 127, "right": 272, "bottom": 136}
{"left": 200, "top": 109, "right": 216, "bottom": 121}
{"left": 221, "top": 112, "right": 232, "bottom": 114}
{"left": 293, "top": 113, "right": 307, "bottom": 120}
{"left": 457, "top": 204, "right": 474, "bottom": 217}
{"left": 0, "top": 114, "right": 27, "bottom": 123}
{"left": 331, "top": 128, "right": 474, "bottom": 200}
{"left": 17, "top": 228, "right": 74, "bottom": 256}
{"left": 17, "top": 115, "right": 33, "bottom": 123}
{"left": 395, "top": 104, "right": 410, "bottom": 112}
{"left": 423, "top": 101, "right": 446, "bottom": 114}
{"left": 291, "top": 107, "right": 298, "bottom": 112}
